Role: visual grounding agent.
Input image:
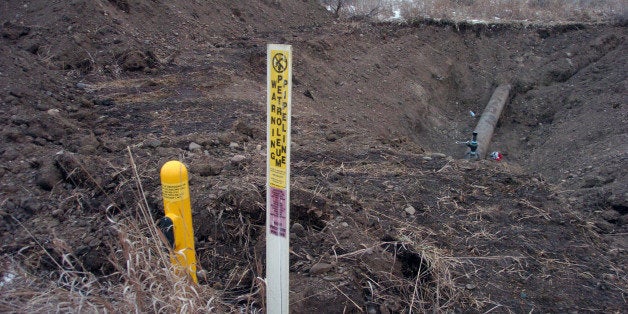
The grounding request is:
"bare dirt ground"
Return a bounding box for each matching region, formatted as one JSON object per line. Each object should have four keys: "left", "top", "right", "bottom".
{"left": 0, "top": 0, "right": 626, "bottom": 312}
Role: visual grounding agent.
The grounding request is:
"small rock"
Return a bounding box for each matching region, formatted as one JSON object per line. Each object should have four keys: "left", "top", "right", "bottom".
{"left": 79, "top": 134, "right": 99, "bottom": 151}
{"left": 229, "top": 142, "right": 239, "bottom": 149}
{"left": 303, "top": 90, "right": 314, "bottom": 100}
{"left": 10, "top": 115, "right": 30, "bottom": 125}
{"left": 309, "top": 262, "right": 334, "bottom": 275}
{"left": 465, "top": 284, "right": 476, "bottom": 290}
{"left": 52, "top": 208, "right": 64, "bottom": 218}
{"left": 600, "top": 209, "right": 621, "bottom": 222}
{"left": 189, "top": 142, "right": 202, "bottom": 151}
{"left": 197, "top": 269, "right": 209, "bottom": 284}
{"left": 31, "top": 100, "right": 49, "bottom": 111}
{"left": 3, "top": 146, "right": 21, "bottom": 158}
{"left": 292, "top": 223, "right": 305, "bottom": 236}
{"left": 20, "top": 198, "right": 41, "bottom": 214}
{"left": 594, "top": 220, "right": 614, "bottom": 233}
{"left": 36, "top": 164, "right": 62, "bottom": 191}
{"left": 325, "top": 132, "right": 339, "bottom": 142}
{"left": 191, "top": 158, "right": 223, "bottom": 176}
{"left": 78, "top": 97, "right": 93, "bottom": 108}
{"left": 422, "top": 156, "right": 432, "bottom": 161}
{"left": 88, "top": 238, "right": 101, "bottom": 247}
{"left": 365, "top": 303, "right": 379, "bottom": 314}
{"left": 582, "top": 175, "right": 611, "bottom": 188}
{"left": 83, "top": 235, "right": 96, "bottom": 245}
{"left": 233, "top": 120, "right": 259, "bottom": 138}
{"left": 323, "top": 275, "right": 343, "bottom": 282}
{"left": 619, "top": 214, "right": 628, "bottom": 226}
{"left": 404, "top": 205, "right": 416, "bottom": 215}
{"left": 155, "top": 147, "right": 176, "bottom": 158}
{"left": 431, "top": 153, "right": 447, "bottom": 159}
{"left": 340, "top": 222, "right": 349, "bottom": 227}
{"left": 3, "top": 199, "right": 17, "bottom": 210}
{"left": 76, "top": 82, "right": 91, "bottom": 89}
{"left": 145, "top": 139, "right": 162, "bottom": 148}
{"left": 66, "top": 104, "right": 79, "bottom": 113}
{"left": 230, "top": 154, "right": 246, "bottom": 163}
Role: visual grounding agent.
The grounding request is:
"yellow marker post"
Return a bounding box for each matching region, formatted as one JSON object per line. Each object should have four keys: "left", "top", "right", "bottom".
{"left": 160, "top": 160, "right": 197, "bottom": 284}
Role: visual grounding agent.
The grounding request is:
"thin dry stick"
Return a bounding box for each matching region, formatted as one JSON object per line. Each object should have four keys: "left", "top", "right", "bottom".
{"left": 11, "top": 216, "right": 65, "bottom": 271}
{"left": 126, "top": 146, "right": 153, "bottom": 221}
{"left": 336, "top": 241, "right": 401, "bottom": 259}
{"left": 408, "top": 268, "right": 422, "bottom": 313}
{"left": 443, "top": 255, "right": 527, "bottom": 261}
{"left": 331, "top": 282, "right": 364, "bottom": 313}
{"left": 126, "top": 146, "right": 168, "bottom": 262}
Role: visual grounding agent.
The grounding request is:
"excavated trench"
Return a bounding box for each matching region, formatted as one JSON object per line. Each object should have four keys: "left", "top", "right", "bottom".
{"left": 393, "top": 22, "right": 628, "bottom": 219}
{"left": 256, "top": 19, "right": 627, "bottom": 242}
{"left": 286, "top": 19, "right": 627, "bottom": 237}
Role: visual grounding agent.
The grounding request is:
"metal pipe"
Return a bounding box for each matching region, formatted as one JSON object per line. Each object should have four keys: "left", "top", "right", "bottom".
{"left": 473, "top": 84, "right": 511, "bottom": 159}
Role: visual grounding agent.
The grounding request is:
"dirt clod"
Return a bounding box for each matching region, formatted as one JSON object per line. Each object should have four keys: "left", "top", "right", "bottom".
{"left": 309, "top": 262, "right": 334, "bottom": 275}
{"left": 1, "top": 22, "right": 30, "bottom": 40}
{"left": 36, "top": 163, "right": 62, "bottom": 191}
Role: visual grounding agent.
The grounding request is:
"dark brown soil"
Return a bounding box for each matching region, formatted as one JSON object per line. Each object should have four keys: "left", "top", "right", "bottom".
{"left": 1, "top": 1, "right": 626, "bottom": 312}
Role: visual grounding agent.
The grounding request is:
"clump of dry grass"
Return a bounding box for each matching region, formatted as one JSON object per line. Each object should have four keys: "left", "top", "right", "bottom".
{"left": 393, "top": 229, "right": 484, "bottom": 312}
{"left": 0, "top": 149, "right": 218, "bottom": 313}
{"left": 0, "top": 218, "right": 216, "bottom": 313}
{"left": 106, "top": 215, "right": 217, "bottom": 313}
{"left": 348, "top": 228, "right": 482, "bottom": 312}
{"left": 0, "top": 246, "right": 110, "bottom": 313}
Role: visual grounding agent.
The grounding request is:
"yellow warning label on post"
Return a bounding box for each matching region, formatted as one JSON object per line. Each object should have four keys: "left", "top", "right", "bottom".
{"left": 268, "top": 47, "right": 291, "bottom": 189}
{"left": 161, "top": 182, "right": 189, "bottom": 201}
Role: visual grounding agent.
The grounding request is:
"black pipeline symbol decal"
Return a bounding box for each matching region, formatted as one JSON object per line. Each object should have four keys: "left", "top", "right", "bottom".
{"left": 272, "top": 53, "right": 288, "bottom": 73}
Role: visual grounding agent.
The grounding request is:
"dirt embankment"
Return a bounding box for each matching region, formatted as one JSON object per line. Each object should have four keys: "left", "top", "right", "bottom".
{"left": 1, "top": 0, "right": 626, "bottom": 312}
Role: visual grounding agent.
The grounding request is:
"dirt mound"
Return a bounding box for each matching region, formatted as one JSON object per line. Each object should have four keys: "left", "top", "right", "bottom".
{"left": 1, "top": 0, "right": 626, "bottom": 312}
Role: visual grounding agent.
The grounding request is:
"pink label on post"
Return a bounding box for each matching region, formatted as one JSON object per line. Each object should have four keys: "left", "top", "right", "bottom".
{"left": 269, "top": 187, "right": 287, "bottom": 237}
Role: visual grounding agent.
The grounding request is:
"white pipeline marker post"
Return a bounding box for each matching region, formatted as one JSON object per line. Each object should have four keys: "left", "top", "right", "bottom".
{"left": 266, "top": 44, "right": 292, "bottom": 314}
